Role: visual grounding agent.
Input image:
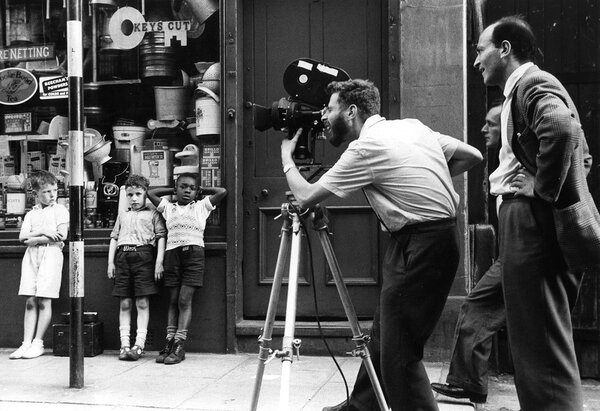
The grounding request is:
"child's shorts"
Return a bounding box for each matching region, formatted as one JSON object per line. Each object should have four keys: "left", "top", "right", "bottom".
{"left": 163, "top": 245, "right": 205, "bottom": 288}
{"left": 19, "top": 245, "right": 64, "bottom": 299}
{"left": 112, "top": 245, "right": 158, "bottom": 297}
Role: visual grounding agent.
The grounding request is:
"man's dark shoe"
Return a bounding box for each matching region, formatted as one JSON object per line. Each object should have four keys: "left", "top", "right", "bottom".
{"left": 322, "top": 400, "right": 361, "bottom": 411}
{"left": 155, "top": 338, "right": 174, "bottom": 363}
{"left": 164, "top": 339, "right": 185, "bottom": 364}
{"left": 431, "top": 382, "right": 487, "bottom": 403}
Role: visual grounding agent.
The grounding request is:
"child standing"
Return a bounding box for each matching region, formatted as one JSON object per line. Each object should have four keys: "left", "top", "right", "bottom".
{"left": 10, "top": 170, "right": 69, "bottom": 359}
{"left": 148, "top": 173, "right": 226, "bottom": 364}
{"left": 107, "top": 175, "right": 167, "bottom": 361}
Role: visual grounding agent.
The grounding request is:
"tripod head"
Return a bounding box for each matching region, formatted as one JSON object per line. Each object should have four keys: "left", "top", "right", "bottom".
{"left": 282, "top": 192, "right": 330, "bottom": 232}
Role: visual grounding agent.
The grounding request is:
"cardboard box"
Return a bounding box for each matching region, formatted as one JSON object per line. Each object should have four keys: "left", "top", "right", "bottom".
{"left": 141, "top": 150, "right": 172, "bottom": 187}
{"left": 201, "top": 144, "right": 221, "bottom": 168}
{"left": 0, "top": 156, "right": 15, "bottom": 176}
{"left": 52, "top": 322, "right": 104, "bottom": 357}
{"left": 47, "top": 153, "right": 66, "bottom": 176}
{"left": 3, "top": 112, "right": 32, "bottom": 133}
{"left": 4, "top": 214, "right": 23, "bottom": 229}
{"left": 21, "top": 150, "right": 46, "bottom": 174}
{"left": 201, "top": 168, "right": 221, "bottom": 188}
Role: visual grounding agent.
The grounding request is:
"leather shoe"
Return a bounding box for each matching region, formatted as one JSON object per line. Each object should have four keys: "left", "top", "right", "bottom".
{"left": 431, "top": 382, "right": 487, "bottom": 403}
{"left": 322, "top": 400, "right": 361, "bottom": 411}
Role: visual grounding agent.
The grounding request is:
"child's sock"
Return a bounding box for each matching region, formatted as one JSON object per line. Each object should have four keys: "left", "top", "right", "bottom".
{"left": 166, "top": 325, "right": 177, "bottom": 341}
{"left": 134, "top": 328, "right": 148, "bottom": 350}
{"left": 174, "top": 329, "right": 188, "bottom": 342}
{"left": 119, "top": 326, "right": 130, "bottom": 348}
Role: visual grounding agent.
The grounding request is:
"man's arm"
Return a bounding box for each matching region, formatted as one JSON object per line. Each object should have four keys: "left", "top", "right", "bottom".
{"left": 519, "top": 73, "right": 581, "bottom": 202}
{"left": 281, "top": 129, "right": 334, "bottom": 209}
{"left": 447, "top": 141, "right": 483, "bottom": 176}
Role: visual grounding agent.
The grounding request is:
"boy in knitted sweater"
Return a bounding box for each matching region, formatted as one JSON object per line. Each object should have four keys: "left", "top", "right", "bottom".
{"left": 148, "top": 173, "right": 226, "bottom": 364}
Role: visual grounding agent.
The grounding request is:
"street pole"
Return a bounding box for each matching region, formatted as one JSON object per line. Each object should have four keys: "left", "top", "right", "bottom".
{"left": 66, "top": 0, "right": 85, "bottom": 388}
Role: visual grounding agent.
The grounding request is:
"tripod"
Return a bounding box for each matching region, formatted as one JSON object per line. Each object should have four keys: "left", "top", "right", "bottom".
{"left": 250, "top": 202, "right": 389, "bottom": 411}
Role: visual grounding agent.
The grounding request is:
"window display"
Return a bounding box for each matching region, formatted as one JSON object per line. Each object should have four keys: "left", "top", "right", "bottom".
{"left": 0, "top": 0, "right": 223, "bottom": 234}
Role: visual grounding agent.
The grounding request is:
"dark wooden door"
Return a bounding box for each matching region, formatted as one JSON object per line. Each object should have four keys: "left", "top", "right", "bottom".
{"left": 480, "top": 0, "right": 600, "bottom": 378}
{"left": 242, "top": 0, "right": 386, "bottom": 319}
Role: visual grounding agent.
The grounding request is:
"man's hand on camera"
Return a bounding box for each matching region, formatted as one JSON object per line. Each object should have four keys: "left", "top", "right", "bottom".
{"left": 281, "top": 128, "right": 302, "bottom": 166}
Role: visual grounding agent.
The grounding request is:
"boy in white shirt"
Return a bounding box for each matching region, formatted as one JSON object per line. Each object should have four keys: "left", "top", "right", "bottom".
{"left": 10, "top": 170, "right": 69, "bottom": 359}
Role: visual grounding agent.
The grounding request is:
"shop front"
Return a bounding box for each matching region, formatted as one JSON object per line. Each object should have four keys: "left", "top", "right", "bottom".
{"left": 1, "top": 0, "right": 598, "bottom": 379}
{"left": 0, "top": 0, "right": 468, "bottom": 357}
{"left": 0, "top": 0, "right": 230, "bottom": 353}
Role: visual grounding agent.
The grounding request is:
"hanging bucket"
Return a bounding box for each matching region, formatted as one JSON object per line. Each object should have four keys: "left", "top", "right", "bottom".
{"left": 154, "top": 86, "right": 191, "bottom": 121}
{"left": 194, "top": 86, "right": 220, "bottom": 135}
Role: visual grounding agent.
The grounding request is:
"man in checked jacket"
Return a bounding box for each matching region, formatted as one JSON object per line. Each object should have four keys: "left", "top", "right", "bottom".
{"left": 473, "top": 15, "right": 600, "bottom": 410}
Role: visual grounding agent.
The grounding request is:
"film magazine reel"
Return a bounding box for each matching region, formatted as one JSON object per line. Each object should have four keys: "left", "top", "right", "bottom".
{"left": 249, "top": 199, "right": 388, "bottom": 411}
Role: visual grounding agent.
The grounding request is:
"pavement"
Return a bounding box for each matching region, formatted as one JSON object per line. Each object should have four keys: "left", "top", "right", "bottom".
{"left": 0, "top": 348, "right": 599, "bottom": 411}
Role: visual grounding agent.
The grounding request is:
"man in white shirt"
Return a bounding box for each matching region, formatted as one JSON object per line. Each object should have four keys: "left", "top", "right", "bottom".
{"left": 281, "top": 79, "right": 482, "bottom": 411}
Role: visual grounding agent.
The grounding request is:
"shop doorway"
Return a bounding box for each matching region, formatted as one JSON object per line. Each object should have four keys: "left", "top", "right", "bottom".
{"left": 241, "top": 0, "right": 387, "bottom": 320}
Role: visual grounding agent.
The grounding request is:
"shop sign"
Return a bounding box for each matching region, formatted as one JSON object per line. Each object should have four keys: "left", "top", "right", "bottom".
{"left": 0, "top": 44, "right": 55, "bottom": 63}
{"left": 0, "top": 68, "right": 38, "bottom": 105}
{"left": 109, "top": 6, "right": 191, "bottom": 49}
{"left": 39, "top": 76, "right": 69, "bottom": 100}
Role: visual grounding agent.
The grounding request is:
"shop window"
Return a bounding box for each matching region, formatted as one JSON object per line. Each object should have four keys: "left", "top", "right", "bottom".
{"left": 0, "top": 0, "right": 224, "bottom": 239}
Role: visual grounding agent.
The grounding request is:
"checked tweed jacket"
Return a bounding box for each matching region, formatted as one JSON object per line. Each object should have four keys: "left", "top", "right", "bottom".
{"left": 510, "top": 65, "right": 600, "bottom": 272}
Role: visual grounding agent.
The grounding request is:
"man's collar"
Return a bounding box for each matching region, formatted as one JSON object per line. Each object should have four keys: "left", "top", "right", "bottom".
{"left": 504, "top": 62, "right": 535, "bottom": 98}
{"left": 359, "top": 114, "right": 385, "bottom": 137}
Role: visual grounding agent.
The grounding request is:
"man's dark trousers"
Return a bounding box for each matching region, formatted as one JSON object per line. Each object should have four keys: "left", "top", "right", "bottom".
{"left": 500, "top": 197, "right": 583, "bottom": 410}
{"left": 446, "top": 258, "right": 505, "bottom": 397}
{"left": 344, "top": 220, "right": 459, "bottom": 411}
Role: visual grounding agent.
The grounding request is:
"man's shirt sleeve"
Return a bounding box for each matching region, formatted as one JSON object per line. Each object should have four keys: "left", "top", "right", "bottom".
{"left": 317, "top": 142, "right": 374, "bottom": 198}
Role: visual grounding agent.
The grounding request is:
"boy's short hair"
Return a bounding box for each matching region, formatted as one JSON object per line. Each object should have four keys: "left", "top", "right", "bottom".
{"left": 29, "top": 170, "right": 57, "bottom": 191}
{"left": 175, "top": 173, "right": 199, "bottom": 186}
{"left": 125, "top": 174, "right": 150, "bottom": 191}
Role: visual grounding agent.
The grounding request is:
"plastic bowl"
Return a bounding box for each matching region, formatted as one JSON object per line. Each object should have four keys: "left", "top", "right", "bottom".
{"left": 199, "top": 62, "right": 220, "bottom": 93}
{"left": 84, "top": 128, "right": 104, "bottom": 153}
{"left": 84, "top": 140, "right": 112, "bottom": 164}
{"left": 113, "top": 126, "right": 148, "bottom": 149}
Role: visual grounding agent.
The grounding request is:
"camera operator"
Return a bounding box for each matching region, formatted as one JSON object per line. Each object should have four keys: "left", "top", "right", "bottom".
{"left": 281, "top": 79, "right": 482, "bottom": 411}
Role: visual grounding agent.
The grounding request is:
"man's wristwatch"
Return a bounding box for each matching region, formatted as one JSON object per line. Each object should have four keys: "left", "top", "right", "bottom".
{"left": 283, "top": 163, "right": 296, "bottom": 174}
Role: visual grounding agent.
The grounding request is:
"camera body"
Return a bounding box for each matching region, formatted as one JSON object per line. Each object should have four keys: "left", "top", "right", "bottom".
{"left": 253, "top": 58, "right": 350, "bottom": 161}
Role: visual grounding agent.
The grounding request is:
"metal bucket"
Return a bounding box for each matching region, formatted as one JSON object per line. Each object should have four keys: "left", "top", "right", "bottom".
{"left": 140, "top": 33, "right": 178, "bottom": 83}
{"left": 154, "top": 86, "right": 191, "bottom": 121}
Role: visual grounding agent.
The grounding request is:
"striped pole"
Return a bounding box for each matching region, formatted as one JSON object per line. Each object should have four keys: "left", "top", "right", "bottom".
{"left": 66, "top": 0, "right": 85, "bottom": 388}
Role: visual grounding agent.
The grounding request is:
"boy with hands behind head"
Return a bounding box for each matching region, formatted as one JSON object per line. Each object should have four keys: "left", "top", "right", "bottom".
{"left": 148, "top": 173, "right": 226, "bottom": 364}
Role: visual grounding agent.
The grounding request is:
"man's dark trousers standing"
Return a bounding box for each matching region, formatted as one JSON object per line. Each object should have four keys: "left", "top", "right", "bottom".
{"left": 340, "top": 220, "right": 460, "bottom": 411}
{"left": 446, "top": 258, "right": 505, "bottom": 398}
{"left": 500, "top": 196, "right": 583, "bottom": 410}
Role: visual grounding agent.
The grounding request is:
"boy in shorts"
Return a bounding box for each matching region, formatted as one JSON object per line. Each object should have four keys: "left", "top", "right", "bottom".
{"left": 10, "top": 170, "right": 69, "bottom": 359}
{"left": 148, "top": 173, "right": 226, "bottom": 364}
{"left": 107, "top": 175, "right": 167, "bottom": 361}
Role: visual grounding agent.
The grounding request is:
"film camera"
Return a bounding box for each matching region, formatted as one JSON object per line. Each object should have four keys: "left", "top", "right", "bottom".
{"left": 253, "top": 59, "right": 350, "bottom": 162}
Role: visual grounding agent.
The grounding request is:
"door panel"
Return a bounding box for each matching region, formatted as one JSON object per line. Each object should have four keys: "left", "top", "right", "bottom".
{"left": 243, "top": 0, "right": 384, "bottom": 319}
